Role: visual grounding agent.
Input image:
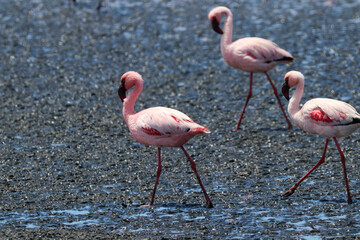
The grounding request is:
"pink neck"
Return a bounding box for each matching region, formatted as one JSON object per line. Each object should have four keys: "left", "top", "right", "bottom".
{"left": 122, "top": 81, "right": 143, "bottom": 123}
{"left": 288, "top": 79, "right": 304, "bottom": 117}
{"left": 221, "top": 10, "right": 233, "bottom": 54}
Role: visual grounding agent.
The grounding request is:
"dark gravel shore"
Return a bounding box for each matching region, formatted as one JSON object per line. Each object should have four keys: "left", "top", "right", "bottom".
{"left": 1, "top": 0, "right": 360, "bottom": 239}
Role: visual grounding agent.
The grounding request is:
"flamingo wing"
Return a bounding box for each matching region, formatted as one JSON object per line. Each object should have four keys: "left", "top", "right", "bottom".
{"left": 232, "top": 37, "right": 291, "bottom": 63}
{"left": 136, "top": 107, "right": 199, "bottom": 137}
{"left": 303, "top": 98, "right": 360, "bottom": 126}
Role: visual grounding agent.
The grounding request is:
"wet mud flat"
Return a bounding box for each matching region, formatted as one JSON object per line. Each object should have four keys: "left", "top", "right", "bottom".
{"left": 1, "top": 0, "right": 360, "bottom": 239}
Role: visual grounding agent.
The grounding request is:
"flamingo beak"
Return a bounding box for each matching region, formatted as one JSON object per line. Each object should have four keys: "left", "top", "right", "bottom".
{"left": 211, "top": 18, "right": 223, "bottom": 34}
{"left": 118, "top": 82, "right": 127, "bottom": 102}
{"left": 282, "top": 80, "right": 290, "bottom": 101}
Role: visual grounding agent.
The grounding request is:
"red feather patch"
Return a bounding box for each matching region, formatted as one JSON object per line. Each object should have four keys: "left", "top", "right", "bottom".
{"left": 142, "top": 125, "right": 163, "bottom": 136}
{"left": 183, "top": 119, "right": 194, "bottom": 123}
{"left": 339, "top": 112, "right": 346, "bottom": 120}
{"left": 247, "top": 52, "right": 257, "bottom": 59}
{"left": 310, "top": 109, "right": 333, "bottom": 123}
{"left": 171, "top": 115, "right": 181, "bottom": 123}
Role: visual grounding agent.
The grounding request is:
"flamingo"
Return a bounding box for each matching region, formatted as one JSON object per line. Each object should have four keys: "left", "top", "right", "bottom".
{"left": 68, "top": 0, "right": 104, "bottom": 10}
{"left": 281, "top": 71, "right": 360, "bottom": 204}
{"left": 208, "top": 6, "right": 293, "bottom": 131}
{"left": 118, "top": 71, "right": 213, "bottom": 208}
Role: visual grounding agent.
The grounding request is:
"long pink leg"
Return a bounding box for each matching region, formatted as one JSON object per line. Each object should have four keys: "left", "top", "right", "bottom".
{"left": 264, "top": 72, "right": 292, "bottom": 130}
{"left": 333, "top": 137, "right": 352, "bottom": 204}
{"left": 283, "top": 138, "right": 329, "bottom": 197}
{"left": 233, "top": 72, "right": 253, "bottom": 131}
{"left": 141, "top": 147, "right": 162, "bottom": 207}
{"left": 181, "top": 146, "right": 213, "bottom": 208}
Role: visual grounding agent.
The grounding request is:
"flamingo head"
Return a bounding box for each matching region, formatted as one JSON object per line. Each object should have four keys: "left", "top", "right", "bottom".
{"left": 208, "top": 7, "right": 227, "bottom": 34}
{"left": 282, "top": 71, "right": 304, "bottom": 101}
{"left": 282, "top": 78, "right": 290, "bottom": 101}
{"left": 118, "top": 80, "right": 127, "bottom": 102}
{"left": 210, "top": 16, "right": 223, "bottom": 34}
{"left": 118, "top": 71, "right": 143, "bottom": 102}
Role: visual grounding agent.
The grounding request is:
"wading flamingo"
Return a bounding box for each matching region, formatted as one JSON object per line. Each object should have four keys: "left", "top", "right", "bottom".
{"left": 118, "top": 71, "right": 213, "bottom": 208}
{"left": 282, "top": 71, "right": 360, "bottom": 204}
{"left": 208, "top": 6, "right": 293, "bottom": 131}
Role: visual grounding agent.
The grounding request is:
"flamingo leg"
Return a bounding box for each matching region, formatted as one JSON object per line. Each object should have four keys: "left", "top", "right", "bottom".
{"left": 141, "top": 147, "right": 162, "bottom": 207}
{"left": 333, "top": 137, "right": 352, "bottom": 204}
{"left": 181, "top": 146, "right": 213, "bottom": 208}
{"left": 264, "top": 72, "right": 292, "bottom": 130}
{"left": 96, "top": 0, "right": 104, "bottom": 10}
{"left": 284, "top": 138, "right": 329, "bottom": 197}
{"left": 233, "top": 72, "right": 253, "bottom": 131}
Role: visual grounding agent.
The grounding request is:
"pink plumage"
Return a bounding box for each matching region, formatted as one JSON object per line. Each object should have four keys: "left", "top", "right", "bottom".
{"left": 126, "top": 106, "right": 209, "bottom": 147}
{"left": 281, "top": 71, "right": 360, "bottom": 204}
{"left": 118, "top": 71, "right": 213, "bottom": 208}
{"left": 208, "top": 6, "right": 293, "bottom": 131}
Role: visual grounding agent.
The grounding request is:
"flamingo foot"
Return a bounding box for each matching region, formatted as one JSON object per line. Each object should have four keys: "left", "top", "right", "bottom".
{"left": 206, "top": 201, "right": 214, "bottom": 208}
{"left": 283, "top": 188, "right": 296, "bottom": 197}
{"left": 140, "top": 204, "right": 153, "bottom": 207}
{"left": 232, "top": 119, "right": 242, "bottom": 131}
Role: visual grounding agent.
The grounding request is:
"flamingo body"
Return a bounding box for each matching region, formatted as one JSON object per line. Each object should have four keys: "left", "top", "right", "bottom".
{"left": 118, "top": 71, "right": 213, "bottom": 208}
{"left": 291, "top": 98, "right": 360, "bottom": 138}
{"left": 222, "top": 37, "right": 293, "bottom": 73}
{"left": 281, "top": 70, "right": 360, "bottom": 204}
{"left": 208, "top": 6, "right": 293, "bottom": 130}
{"left": 126, "top": 106, "right": 210, "bottom": 147}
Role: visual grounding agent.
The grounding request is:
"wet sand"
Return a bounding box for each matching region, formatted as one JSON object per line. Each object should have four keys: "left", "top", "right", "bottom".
{"left": 0, "top": 0, "right": 359, "bottom": 238}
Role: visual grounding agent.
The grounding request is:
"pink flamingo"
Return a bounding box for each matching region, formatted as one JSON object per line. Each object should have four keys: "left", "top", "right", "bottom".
{"left": 208, "top": 6, "right": 293, "bottom": 131}
{"left": 282, "top": 71, "right": 360, "bottom": 204}
{"left": 118, "top": 71, "right": 213, "bottom": 208}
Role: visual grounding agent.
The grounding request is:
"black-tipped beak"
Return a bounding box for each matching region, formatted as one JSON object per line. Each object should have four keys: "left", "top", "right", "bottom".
{"left": 282, "top": 80, "right": 290, "bottom": 101}
{"left": 211, "top": 18, "right": 223, "bottom": 34}
{"left": 118, "top": 82, "right": 127, "bottom": 102}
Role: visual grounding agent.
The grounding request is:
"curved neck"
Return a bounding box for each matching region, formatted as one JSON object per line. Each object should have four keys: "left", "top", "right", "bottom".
{"left": 221, "top": 10, "right": 233, "bottom": 54}
{"left": 122, "top": 81, "right": 143, "bottom": 123}
{"left": 288, "top": 79, "right": 304, "bottom": 117}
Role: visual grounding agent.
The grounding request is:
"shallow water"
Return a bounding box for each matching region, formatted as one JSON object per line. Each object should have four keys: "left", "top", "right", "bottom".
{"left": 0, "top": 0, "right": 360, "bottom": 238}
